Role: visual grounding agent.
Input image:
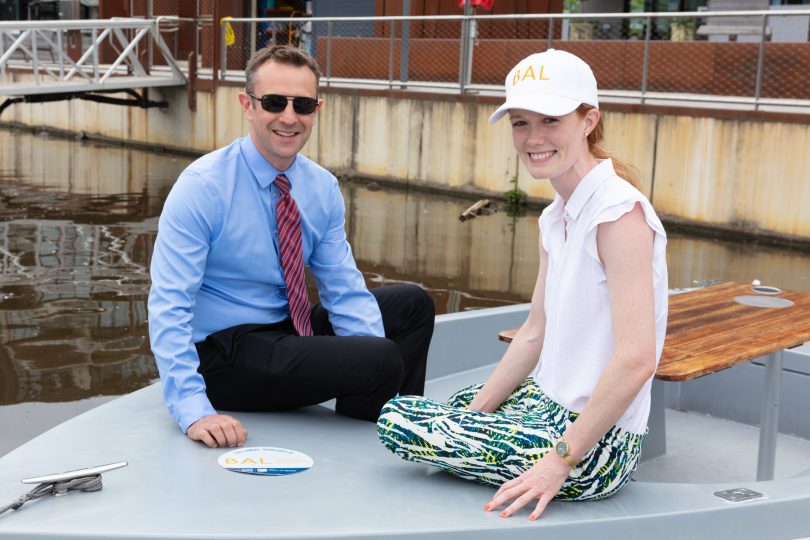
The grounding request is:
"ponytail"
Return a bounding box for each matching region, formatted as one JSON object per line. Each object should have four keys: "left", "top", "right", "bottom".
{"left": 577, "top": 105, "right": 640, "bottom": 189}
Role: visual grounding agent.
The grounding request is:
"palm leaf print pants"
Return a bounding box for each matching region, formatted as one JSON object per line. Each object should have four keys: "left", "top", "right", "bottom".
{"left": 377, "top": 379, "right": 644, "bottom": 500}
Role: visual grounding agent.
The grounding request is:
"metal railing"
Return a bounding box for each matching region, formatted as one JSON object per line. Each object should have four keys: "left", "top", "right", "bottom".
{"left": 0, "top": 18, "right": 186, "bottom": 96}
{"left": 3, "top": 10, "right": 808, "bottom": 112}
{"left": 219, "top": 10, "right": 810, "bottom": 112}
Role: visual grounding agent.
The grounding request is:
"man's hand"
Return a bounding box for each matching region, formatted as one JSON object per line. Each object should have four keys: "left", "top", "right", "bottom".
{"left": 186, "top": 414, "right": 247, "bottom": 448}
{"left": 483, "top": 453, "right": 570, "bottom": 521}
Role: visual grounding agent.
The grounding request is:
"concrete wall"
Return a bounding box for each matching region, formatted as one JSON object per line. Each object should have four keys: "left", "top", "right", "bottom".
{"left": 653, "top": 116, "right": 810, "bottom": 237}
{"left": 3, "top": 82, "right": 809, "bottom": 241}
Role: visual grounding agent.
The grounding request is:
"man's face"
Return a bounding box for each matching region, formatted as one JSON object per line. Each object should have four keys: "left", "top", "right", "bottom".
{"left": 239, "top": 60, "right": 320, "bottom": 171}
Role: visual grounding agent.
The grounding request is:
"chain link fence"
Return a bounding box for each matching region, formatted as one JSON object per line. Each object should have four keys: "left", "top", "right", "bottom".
{"left": 221, "top": 17, "right": 467, "bottom": 86}
{"left": 126, "top": 0, "right": 213, "bottom": 71}
{"left": 219, "top": 11, "right": 810, "bottom": 108}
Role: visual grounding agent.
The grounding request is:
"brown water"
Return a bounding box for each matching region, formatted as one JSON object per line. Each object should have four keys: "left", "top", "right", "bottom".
{"left": 2, "top": 127, "right": 810, "bottom": 453}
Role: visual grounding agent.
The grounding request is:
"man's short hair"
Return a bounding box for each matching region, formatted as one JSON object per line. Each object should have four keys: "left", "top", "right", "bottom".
{"left": 245, "top": 45, "right": 321, "bottom": 94}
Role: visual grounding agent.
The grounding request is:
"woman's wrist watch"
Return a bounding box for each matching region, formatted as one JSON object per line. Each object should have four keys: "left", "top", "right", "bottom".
{"left": 554, "top": 439, "right": 579, "bottom": 468}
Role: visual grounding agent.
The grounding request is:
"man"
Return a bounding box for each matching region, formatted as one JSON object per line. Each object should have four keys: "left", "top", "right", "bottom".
{"left": 148, "top": 45, "right": 435, "bottom": 448}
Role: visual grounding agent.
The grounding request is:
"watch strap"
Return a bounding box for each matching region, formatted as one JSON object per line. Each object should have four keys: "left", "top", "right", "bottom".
{"left": 562, "top": 452, "right": 578, "bottom": 468}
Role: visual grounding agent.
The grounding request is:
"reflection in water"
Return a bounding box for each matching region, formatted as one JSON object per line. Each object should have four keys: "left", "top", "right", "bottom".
{"left": 0, "top": 130, "right": 185, "bottom": 406}
{"left": 2, "top": 128, "right": 810, "bottom": 408}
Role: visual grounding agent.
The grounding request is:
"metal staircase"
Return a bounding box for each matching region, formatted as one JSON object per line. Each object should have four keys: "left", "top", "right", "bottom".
{"left": 0, "top": 17, "right": 187, "bottom": 115}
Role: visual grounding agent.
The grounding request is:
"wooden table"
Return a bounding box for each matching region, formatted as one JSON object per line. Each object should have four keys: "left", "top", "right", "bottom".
{"left": 659, "top": 281, "right": 810, "bottom": 480}
{"left": 500, "top": 281, "right": 810, "bottom": 480}
{"left": 658, "top": 281, "right": 810, "bottom": 381}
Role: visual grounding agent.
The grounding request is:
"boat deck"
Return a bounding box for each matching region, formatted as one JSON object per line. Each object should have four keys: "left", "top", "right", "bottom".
{"left": 1, "top": 307, "right": 809, "bottom": 539}
{"left": 0, "top": 365, "right": 808, "bottom": 539}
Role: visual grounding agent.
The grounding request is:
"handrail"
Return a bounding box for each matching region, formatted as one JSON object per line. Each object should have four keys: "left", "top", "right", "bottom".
{"left": 215, "top": 9, "right": 810, "bottom": 113}
{"left": 3, "top": 10, "right": 809, "bottom": 112}
{"left": 221, "top": 9, "right": 810, "bottom": 24}
{"left": 0, "top": 18, "right": 157, "bottom": 30}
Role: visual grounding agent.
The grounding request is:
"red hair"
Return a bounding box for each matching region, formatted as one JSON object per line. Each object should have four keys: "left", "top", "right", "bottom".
{"left": 578, "top": 105, "right": 640, "bottom": 189}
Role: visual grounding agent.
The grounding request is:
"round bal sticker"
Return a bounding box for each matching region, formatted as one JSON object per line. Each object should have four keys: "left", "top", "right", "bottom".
{"left": 218, "top": 446, "right": 313, "bottom": 476}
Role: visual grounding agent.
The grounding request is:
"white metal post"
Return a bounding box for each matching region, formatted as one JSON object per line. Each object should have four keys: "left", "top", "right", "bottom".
{"left": 756, "top": 350, "right": 784, "bottom": 481}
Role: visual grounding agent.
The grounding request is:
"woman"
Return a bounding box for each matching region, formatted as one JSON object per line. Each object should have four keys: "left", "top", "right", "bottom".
{"left": 377, "top": 49, "right": 668, "bottom": 521}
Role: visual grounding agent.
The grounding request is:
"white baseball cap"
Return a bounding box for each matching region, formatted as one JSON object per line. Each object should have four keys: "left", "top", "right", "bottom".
{"left": 488, "top": 49, "right": 599, "bottom": 124}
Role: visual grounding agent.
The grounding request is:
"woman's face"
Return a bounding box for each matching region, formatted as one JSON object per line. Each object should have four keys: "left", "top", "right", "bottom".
{"left": 509, "top": 108, "right": 599, "bottom": 183}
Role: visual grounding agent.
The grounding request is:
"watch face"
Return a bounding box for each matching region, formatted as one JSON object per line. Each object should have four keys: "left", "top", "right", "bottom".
{"left": 555, "top": 441, "right": 569, "bottom": 457}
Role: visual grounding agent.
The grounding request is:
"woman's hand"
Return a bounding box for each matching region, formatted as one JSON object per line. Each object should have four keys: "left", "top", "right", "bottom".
{"left": 484, "top": 453, "right": 570, "bottom": 521}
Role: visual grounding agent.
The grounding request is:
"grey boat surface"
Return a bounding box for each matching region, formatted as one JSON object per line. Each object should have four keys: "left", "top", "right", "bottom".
{"left": 1, "top": 304, "right": 809, "bottom": 540}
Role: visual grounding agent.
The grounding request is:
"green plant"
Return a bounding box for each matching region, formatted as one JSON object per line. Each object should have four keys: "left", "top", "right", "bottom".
{"left": 563, "top": 0, "right": 580, "bottom": 13}
{"left": 669, "top": 16, "right": 696, "bottom": 41}
{"left": 504, "top": 175, "right": 527, "bottom": 209}
{"left": 505, "top": 187, "right": 527, "bottom": 206}
{"left": 670, "top": 16, "right": 695, "bottom": 26}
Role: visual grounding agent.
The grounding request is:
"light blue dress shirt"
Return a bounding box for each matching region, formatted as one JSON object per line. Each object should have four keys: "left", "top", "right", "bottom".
{"left": 148, "top": 136, "right": 384, "bottom": 432}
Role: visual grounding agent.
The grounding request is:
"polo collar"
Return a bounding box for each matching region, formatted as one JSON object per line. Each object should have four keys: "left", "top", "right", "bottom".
{"left": 563, "top": 159, "right": 614, "bottom": 221}
{"left": 239, "top": 135, "right": 300, "bottom": 189}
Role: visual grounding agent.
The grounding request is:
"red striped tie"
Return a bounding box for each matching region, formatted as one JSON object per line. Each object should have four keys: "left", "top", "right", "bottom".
{"left": 274, "top": 174, "right": 313, "bottom": 337}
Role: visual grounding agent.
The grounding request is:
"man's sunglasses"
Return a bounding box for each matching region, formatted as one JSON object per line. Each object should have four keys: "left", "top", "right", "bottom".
{"left": 247, "top": 92, "right": 319, "bottom": 115}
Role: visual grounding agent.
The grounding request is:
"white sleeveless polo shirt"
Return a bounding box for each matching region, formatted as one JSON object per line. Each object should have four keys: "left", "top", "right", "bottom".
{"left": 532, "top": 159, "right": 668, "bottom": 434}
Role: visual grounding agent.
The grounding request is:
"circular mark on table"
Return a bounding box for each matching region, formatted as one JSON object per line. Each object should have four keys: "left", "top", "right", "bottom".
{"left": 734, "top": 295, "right": 794, "bottom": 308}
{"left": 751, "top": 285, "right": 782, "bottom": 295}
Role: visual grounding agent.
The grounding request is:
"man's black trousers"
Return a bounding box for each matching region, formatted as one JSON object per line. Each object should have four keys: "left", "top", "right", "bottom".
{"left": 195, "top": 284, "right": 435, "bottom": 422}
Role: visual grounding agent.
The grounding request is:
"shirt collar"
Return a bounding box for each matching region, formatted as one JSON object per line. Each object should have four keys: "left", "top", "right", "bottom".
{"left": 239, "top": 135, "right": 300, "bottom": 189}
{"left": 563, "top": 159, "right": 615, "bottom": 221}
